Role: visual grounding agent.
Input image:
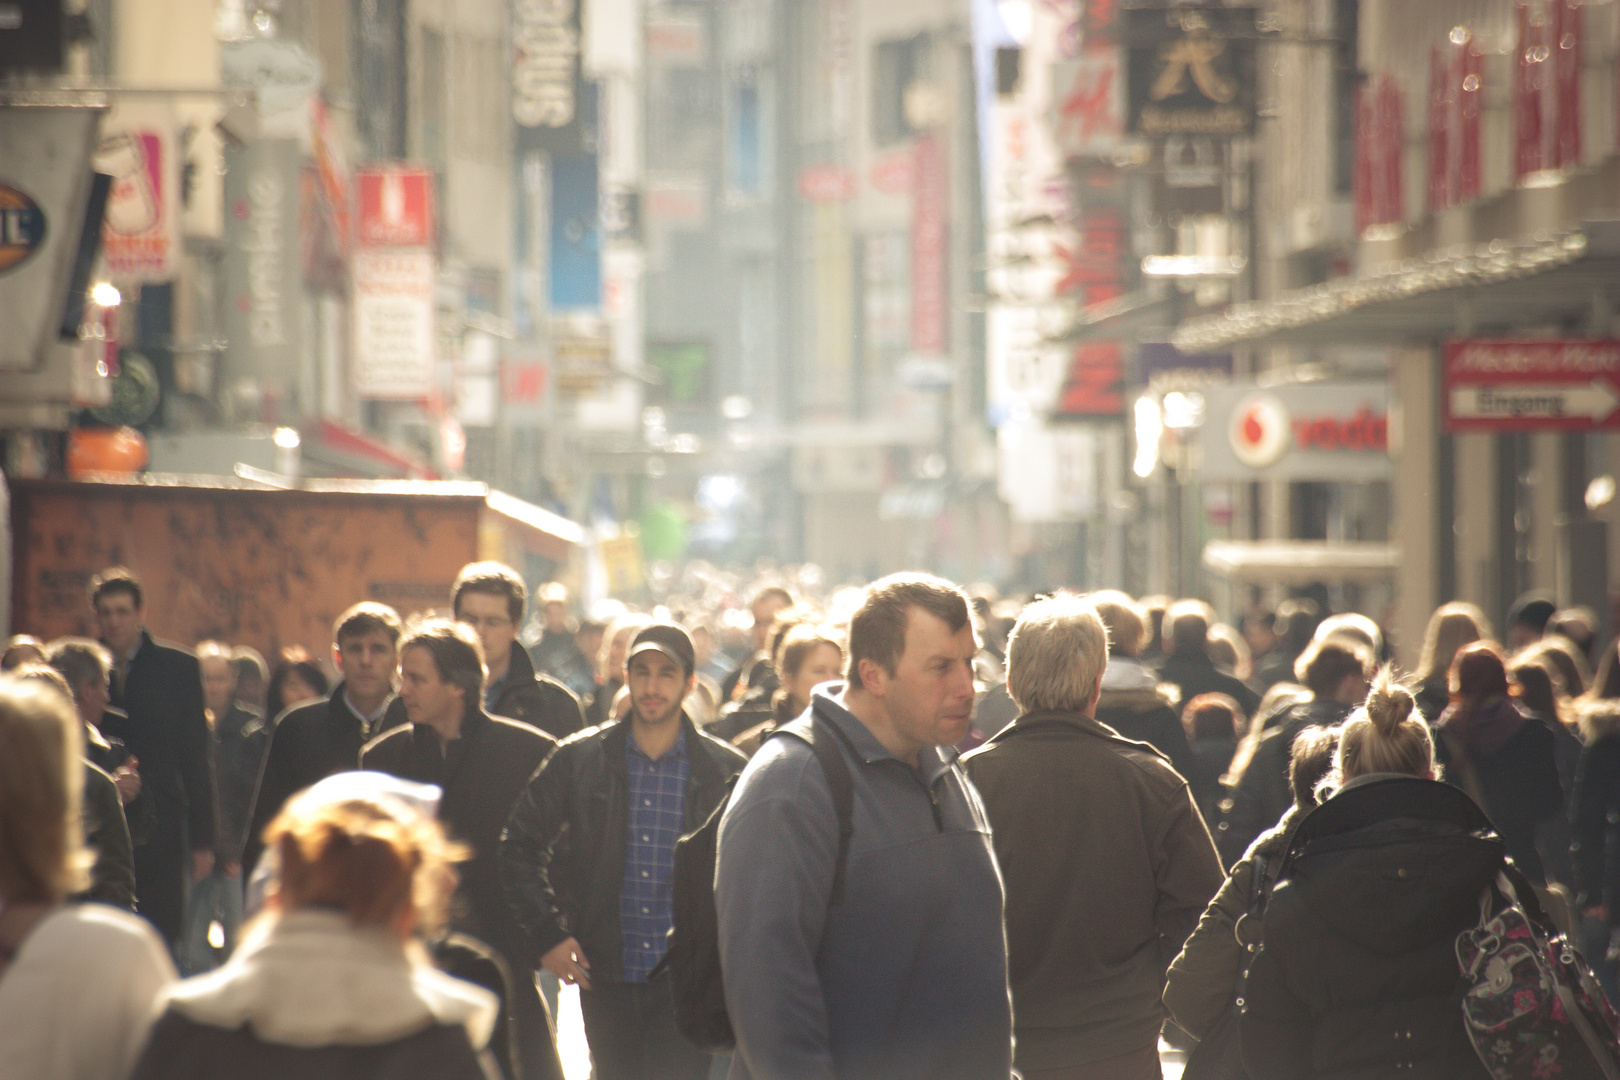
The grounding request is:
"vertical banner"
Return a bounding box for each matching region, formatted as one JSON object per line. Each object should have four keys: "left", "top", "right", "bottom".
{"left": 1458, "top": 34, "right": 1482, "bottom": 201}
{"left": 95, "top": 103, "right": 181, "bottom": 283}
{"left": 1427, "top": 44, "right": 1450, "bottom": 212}
{"left": 910, "top": 133, "right": 947, "bottom": 357}
{"left": 222, "top": 138, "right": 305, "bottom": 394}
{"left": 512, "top": 0, "right": 585, "bottom": 155}
{"left": 1552, "top": 0, "right": 1580, "bottom": 169}
{"left": 1515, "top": 1, "right": 1547, "bottom": 181}
{"left": 356, "top": 167, "right": 436, "bottom": 248}
{"left": 352, "top": 249, "right": 435, "bottom": 398}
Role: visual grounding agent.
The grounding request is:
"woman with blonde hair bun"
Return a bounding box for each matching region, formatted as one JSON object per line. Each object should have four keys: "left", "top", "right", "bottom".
{"left": 129, "top": 772, "right": 500, "bottom": 1080}
{"left": 1239, "top": 667, "right": 1506, "bottom": 1080}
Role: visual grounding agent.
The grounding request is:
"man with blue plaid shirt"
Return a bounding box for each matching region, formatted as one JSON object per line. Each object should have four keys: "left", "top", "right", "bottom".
{"left": 502, "top": 622, "right": 746, "bottom": 1080}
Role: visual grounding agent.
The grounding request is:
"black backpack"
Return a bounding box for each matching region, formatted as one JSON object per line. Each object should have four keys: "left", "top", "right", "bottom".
{"left": 651, "top": 713, "right": 855, "bottom": 1054}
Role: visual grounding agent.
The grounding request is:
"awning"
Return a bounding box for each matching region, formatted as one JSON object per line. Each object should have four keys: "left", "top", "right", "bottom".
{"left": 483, "top": 489, "right": 584, "bottom": 562}
{"left": 1045, "top": 288, "right": 1175, "bottom": 345}
{"left": 300, "top": 419, "right": 440, "bottom": 480}
{"left": 1172, "top": 221, "right": 1620, "bottom": 353}
{"left": 1201, "top": 540, "right": 1399, "bottom": 585}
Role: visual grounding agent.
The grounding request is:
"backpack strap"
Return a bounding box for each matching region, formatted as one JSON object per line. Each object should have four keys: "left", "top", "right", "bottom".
{"left": 772, "top": 714, "right": 857, "bottom": 906}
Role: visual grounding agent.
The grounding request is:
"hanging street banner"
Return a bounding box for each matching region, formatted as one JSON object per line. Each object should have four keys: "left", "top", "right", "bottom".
{"left": 1125, "top": 6, "right": 1257, "bottom": 137}
{"left": 352, "top": 249, "right": 435, "bottom": 398}
{"left": 95, "top": 102, "right": 182, "bottom": 282}
{"left": 1445, "top": 339, "right": 1620, "bottom": 431}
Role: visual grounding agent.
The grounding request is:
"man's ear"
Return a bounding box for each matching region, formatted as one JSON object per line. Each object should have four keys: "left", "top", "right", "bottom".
{"left": 857, "top": 656, "right": 887, "bottom": 696}
{"left": 332, "top": 642, "right": 345, "bottom": 674}
{"left": 1087, "top": 674, "right": 1103, "bottom": 713}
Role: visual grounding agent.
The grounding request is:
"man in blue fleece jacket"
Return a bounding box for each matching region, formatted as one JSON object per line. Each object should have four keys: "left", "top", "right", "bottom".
{"left": 715, "top": 573, "right": 1014, "bottom": 1080}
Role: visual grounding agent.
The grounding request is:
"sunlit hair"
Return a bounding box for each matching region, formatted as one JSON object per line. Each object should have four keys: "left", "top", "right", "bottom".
{"left": 196, "top": 640, "right": 234, "bottom": 665}
{"left": 1087, "top": 590, "right": 1146, "bottom": 656}
{"left": 1418, "top": 602, "right": 1491, "bottom": 684}
{"left": 846, "top": 574, "right": 972, "bottom": 692}
{"left": 599, "top": 613, "right": 652, "bottom": 680}
{"left": 1166, "top": 599, "right": 1217, "bottom": 657}
{"left": 9, "top": 662, "right": 75, "bottom": 704}
{"left": 45, "top": 637, "right": 112, "bottom": 696}
{"left": 399, "top": 619, "right": 486, "bottom": 715}
{"left": 1509, "top": 655, "right": 1563, "bottom": 725}
{"left": 1314, "top": 612, "right": 1383, "bottom": 657}
{"left": 766, "top": 608, "right": 819, "bottom": 670}
{"left": 1, "top": 635, "right": 46, "bottom": 671}
{"left": 266, "top": 792, "right": 466, "bottom": 938}
{"left": 0, "top": 677, "right": 90, "bottom": 903}
{"left": 89, "top": 566, "right": 142, "bottom": 611}
{"left": 1182, "top": 692, "right": 1243, "bottom": 742}
{"left": 1336, "top": 666, "right": 1434, "bottom": 781}
{"left": 1289, "top": 725, "right": 1339, "bottom": 810}
{"left": 451, "top": 561, "right": 528, "bottom": 625}
{"left": 1526, "top": 635, "right": 1591, "bottom": 699}
{"left": 1449, "top": 640, "right": 1510, "bottom": 703}
{"left": 1006, "top": 594, "right": 1109, "bottom": 714}
{"left": 1207, "top": 622, "right": 1251, "bottom": 678}
{"left": 774, "top": 623, "right": 844, "bottom": 684}
{"left": 333, "top": 601, "right": 404, "bottom": 648}
{"left": 1294, "top": 637, "right": 1374, "bottom": 698}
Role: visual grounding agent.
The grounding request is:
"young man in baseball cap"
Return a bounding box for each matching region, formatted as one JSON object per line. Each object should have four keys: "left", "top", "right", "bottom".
{"left": 501, "top": 622, "right": 746, "bottom": 1080}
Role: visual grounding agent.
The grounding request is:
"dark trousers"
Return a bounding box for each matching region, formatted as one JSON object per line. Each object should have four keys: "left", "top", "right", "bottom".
{"left": 579, "top": 972, "right": 711, "bottom": 1080}
{"left": 1020, "top": 1045, "right": 1162, "bottom": 1080}
{"left": 133, "top": 826, "right": 186, "bottom": 946}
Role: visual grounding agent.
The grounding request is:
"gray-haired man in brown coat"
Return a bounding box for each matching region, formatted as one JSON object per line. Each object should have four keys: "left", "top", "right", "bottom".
{"left": 962, "top": 593, "right": 1223, "bottom": 1080}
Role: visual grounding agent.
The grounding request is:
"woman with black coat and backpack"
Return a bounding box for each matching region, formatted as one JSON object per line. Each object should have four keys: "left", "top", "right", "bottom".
{"left": 1240, "top": 669, "right": 1505, "bottom": 1080}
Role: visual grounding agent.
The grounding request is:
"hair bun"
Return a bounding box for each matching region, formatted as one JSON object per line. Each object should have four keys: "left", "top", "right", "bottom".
{"left": 1364, "top": 664, "right": 1415, "bottom": 735}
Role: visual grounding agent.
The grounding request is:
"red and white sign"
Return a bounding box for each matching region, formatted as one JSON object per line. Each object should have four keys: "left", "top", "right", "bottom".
{"left": 869, "top": 150, "right": 915, "bottom": 195}
{"left": 95, "top": 105, "right": 181, "bottom": 282}
{"left": 356, "top": 167, "right": 435, "bottom": 248}
{"left": 910, "top": 134, "right": 948, "bottom": 357}
{"left": 1445, "top": 339, "right": 1620, "bottom": 431}
{"left": 1201, "top": 382, "right": 1390, "bottom": 481}
{"left": 352, "top": 249, "right": 435, "bottom": 398}
{"left": 797, "top": 164, "right": 857, "bottom": 204}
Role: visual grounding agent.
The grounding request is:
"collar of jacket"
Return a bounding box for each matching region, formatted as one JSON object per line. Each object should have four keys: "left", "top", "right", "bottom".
{"left": 989, "top": 708, "right": 1121, "bottom": 744}
{"left": 407, "top": 706, "right": 492, "bottom": 750}
{"left": 1288, "top": 774, "right": 1496, "bottom": 857}
{"left": 327, "top": 681, "right": 396, "bottom": 732}
{"left": 599, "top": 710, "right": 729, "bottom": 783}
{"left": 162, "top": 908, "right": 497, "bottom": 1049}
{"left": 505, "top": 640, "right": 538, "bottom": 683}
{"left": 810, "top": 684, "right": 959, "bottom": 788}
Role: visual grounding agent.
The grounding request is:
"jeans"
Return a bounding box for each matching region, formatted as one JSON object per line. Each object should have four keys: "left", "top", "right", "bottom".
{"left": 579, "top": 971, "right": 711, "bottom": 1080}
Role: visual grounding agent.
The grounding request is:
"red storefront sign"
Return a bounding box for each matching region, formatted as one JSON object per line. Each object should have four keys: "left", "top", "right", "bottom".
{"left": 1553, "top": 0, "right": 1581, "bottom": 169}
{"left": 356, "top": 167, "right": 436, "bottom": 248}
{"left": 1458, "top": 34, "right": 1482, "bottom": 200}
{"left": 1445, "top": 339, "right": 1620, "bottom": 431}
{"left": 1515, "top": 3, "right": 1548, "bottom": 181}
{"left": 910, "top": 134, "right": 947, "bottom": 356}
{"left": 1355, "top": 75, "right": 1404, "bottom": 235}
{"left": 796, "top": 164, "right": 856, "bottom": 203}
{"left": 1427, "top": 44, "right": 1451, "bottom": 212}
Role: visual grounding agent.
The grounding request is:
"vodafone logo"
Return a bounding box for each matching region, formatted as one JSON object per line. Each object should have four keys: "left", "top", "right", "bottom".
{"left": 1230, "top": 392, "right": 1290, "bottom": 467}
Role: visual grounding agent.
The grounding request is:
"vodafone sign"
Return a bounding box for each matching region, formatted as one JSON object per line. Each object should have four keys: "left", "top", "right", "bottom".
{"left": 1202, "top": 382, "right": 1391, "bottom": 481}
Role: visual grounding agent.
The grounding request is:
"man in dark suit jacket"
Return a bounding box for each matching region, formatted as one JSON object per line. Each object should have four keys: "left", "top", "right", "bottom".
{"left": 243, "top": 601, "right": 408, "bottom": 875}
{"left": 363, "top": 619, "right": 560, "bottom": 1080}
{"left": 92, "top": 567, "right": 216, "bottom": 946}
{"left": 451, "top": 562, "right": 584, "bottom": 741}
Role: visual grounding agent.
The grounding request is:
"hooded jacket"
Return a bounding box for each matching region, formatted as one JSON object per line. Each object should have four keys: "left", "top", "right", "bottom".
{"left": 1222, "top": 699, "right": 1352, "bottom": 867}
{"left": 1240, "top": 776, "right": 1503, "bottom": 1080}
{"left": 1094, "top": 657, "right": 1198, "bottom": 785}
{"left": 129, "top": 910, "right": 497, "bottom": 1080}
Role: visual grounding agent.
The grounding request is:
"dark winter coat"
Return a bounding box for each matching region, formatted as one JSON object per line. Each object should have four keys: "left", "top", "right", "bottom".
{"left": 1222, "top": 699, "right": 1352, "bottom": 867}
{"left": 1240, "top": 775, "right": 1503, "bottom": 1080}
{"left": 1436, "top": 696, "right": 1563, "bottom": 883}
{"left": 79, "top": 760, "right": 137, "bottom": 910}
{"left": 1574, "top": 706, "right": 1620, "bottom": 919}
{"left": 85, "top": 710, "right": 154, "bottom": 845}
{"left": 243, "top": 682, "right": 408, "bottom": 874}
{"left": 962, "top": 709, "right": 1223, "bottom": 1070}
{"left": 211, "top": 701, "right": 268, "bottom": 864}
{"left": 362, "top": 708, "right": 556, "bottom": 972}
{"left": 499, "top": 713, "right": 745, "bottom": 983}
{"left": 1158, "top": 650, "right": 1261, "bottom": 719}
{"left": 488, "top": 641, "right": 584, "bottom": 742}
{"left": 529, "top": 628, "right": 597, "bottom": 702}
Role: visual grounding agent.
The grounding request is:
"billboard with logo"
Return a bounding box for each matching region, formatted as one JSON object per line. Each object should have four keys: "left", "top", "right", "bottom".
{"left": 1198, "top": 381, "right": 1390, "bottom": 481}
{"left": 95, "top": 104, "right": 181, "bottom": 283}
